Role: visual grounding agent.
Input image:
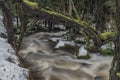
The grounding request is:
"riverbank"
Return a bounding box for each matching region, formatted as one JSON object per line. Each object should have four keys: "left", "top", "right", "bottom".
{"left": 0, "top": 16, "right": 29, "bottom": 80}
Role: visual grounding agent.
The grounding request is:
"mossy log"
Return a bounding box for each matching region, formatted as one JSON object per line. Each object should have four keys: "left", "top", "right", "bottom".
{"left": 101, "top": 31, "right": 116, "bottom": 40}
{"left": 22, "top": 0, "right": 102, "bottom": 42}
{"left": 100, "top": 31, "right": 116, "bottom": 45}
{"left": 23, "top": 0, "right": 38, "bottom": 9}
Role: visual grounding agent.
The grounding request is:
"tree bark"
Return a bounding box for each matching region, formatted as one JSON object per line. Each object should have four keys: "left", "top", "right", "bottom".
{"left": 94, "top": 0, "right": 106, "bottom": 33}
{"left": 110, "top": 0, "right": 120, "bottom": 80}
{"left": 0, "top": 1, "right": 15, "bottom": 46}
{"left": 16, "top": 3, "right": 26, "bottom": 53}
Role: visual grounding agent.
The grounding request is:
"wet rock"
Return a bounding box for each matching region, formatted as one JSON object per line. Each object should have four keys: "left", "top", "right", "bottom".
{"left": 100, "top": 42, "right": 114, "bottom": 55}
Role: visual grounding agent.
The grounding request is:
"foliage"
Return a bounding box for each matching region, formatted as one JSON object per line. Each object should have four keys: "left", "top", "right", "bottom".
{"left": 117, "top": 73, "right": 120, "bottom": 77}
{"left": 105, "top": 0, "right": 116, "bottom": 13}
{"left": 0, "top": 0, "right": 116, "bottom": 54}
{"left": 100, "top": 48, "right": 113, "bottom": 55}
{"left": 101, "top": 31, "right": 116, "bottom": 39}
{"left": 77, "top": 54, "right": 90, "bottom": 59}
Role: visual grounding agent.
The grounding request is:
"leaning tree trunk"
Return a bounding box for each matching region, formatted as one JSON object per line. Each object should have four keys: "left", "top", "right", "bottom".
{"left": 0, "top": 1, "right": 15, "bottom": 46}
{"left": 110, "top": 0, "right": 120, "bottom": 80}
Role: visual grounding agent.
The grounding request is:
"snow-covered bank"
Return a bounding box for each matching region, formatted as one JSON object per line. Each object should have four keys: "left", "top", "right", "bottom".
{"left": 0, "top": 18, "right": 29, "bottom": 80}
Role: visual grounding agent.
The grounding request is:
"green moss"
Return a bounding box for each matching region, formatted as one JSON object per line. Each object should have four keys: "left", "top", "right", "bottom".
{"left": 23, "top": 0, "right": 102, "bottom": 43}
{"left": 23, "top": 0, "right": 38, "bottom": 9}
{"left": 100, "top": 48, "right": 113, "bottom": 55}
{"left": 101, "top": 31, "right": 116, "bottom": 39}
{"left": 117, "top": 73, "right": 120, "bottom": 77}
{"left": 41, "top": 9, "right": 102, "bottom": 42}
{"left": 77, "top": 54, "right": 90, "bottom": 59}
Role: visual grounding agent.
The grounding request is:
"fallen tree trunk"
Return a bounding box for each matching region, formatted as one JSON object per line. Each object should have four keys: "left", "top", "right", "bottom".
{"left": 22, "top": 0, "right": 102, "bottom": 41}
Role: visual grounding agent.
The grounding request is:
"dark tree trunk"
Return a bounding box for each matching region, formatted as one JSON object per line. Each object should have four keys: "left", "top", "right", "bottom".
{"left": 16, "top": 3, "right": 26, "bottom": 52}
{"left": 110, "top": 0, "right": 120, "bottom": 80}
{"left": 0, "top": 1, "right": 15, "bottom": 46}
{"left": 94, "top": 0, "right": 106, "bottom": 33}
{"left": 48, "top": 17, "right": 53, "bottom": 32}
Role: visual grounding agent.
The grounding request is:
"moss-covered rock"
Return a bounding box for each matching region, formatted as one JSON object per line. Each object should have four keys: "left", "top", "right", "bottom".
{"left": 100, "top": 42, "right": 114, "bottom": 55}
{"left": 77, "top": 54, "right": 90, "bottom": 59}
{"left": 100, "top": 48, "right": 113, "bottom": 55}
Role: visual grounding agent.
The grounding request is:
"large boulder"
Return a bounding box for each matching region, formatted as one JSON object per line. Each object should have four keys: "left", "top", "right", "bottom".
{"left": 0, "top": 17, "right": 29, "bottom": 80}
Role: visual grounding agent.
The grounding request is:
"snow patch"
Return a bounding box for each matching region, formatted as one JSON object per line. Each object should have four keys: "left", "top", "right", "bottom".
{"left": 0, "top": 19, "right": 6, "bottom": 35}
{"left": 101, "top": 42, "right": 114, "bottom": 50}
{"left": 75, "top": 37, "right": 85, "bottom": 42}
{"left": 78, "top": 46, "right": 87, "bottom": 56}
{"left": 54, "top": 24, "right": 66, "bottom": 30}
{"left": 0, "top": 60, "right": 28, "bottom": 80}
{"left": 55, "top": 40, "right": 65, "bottom": 48}
{"left": 55, "top": 40, "right": 75, "bottom": 48}
{"left": 0, "top": 37, "right": 7, "bottom": 42}
{"left": 50, "top": 37, "right": 61, "bottom": 42}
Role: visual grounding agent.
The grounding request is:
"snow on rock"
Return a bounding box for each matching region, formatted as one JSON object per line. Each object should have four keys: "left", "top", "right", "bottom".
{"left": 55, "top": 40, "right": 65, "bottom": 48}
{"left": 51, "top": 31, "right": 68, "bottom": 37}
{"left": 0, "top": 37, "right": 7, "bottom": 42}
{"left": 54, "top": 24, "right": 66, "bottom": 30}
{"left": 0, "top": 60, "right": 28, "bottom": 80}
{"left": 78, "top": 46, "right": 87, "bottom": 56}
{"left": 0, "top": 19, "right": 7, "bottom": 37}
{"left": 101, "top": 42, "right": 114, "bottom": 50}
{"left": 75, "top": 37, "right": 85, "bottom": 42}
{"left": 50, "top": 37, "right": 61, "bottom": 42}
{"left": 0, "top": 15, "right": 3, "bottom": 20}
{"left": 55, "top": 40, "right": 75, "bottom": 48}
{"left": 0, "top": 17, "right": 29, "bottom": 80}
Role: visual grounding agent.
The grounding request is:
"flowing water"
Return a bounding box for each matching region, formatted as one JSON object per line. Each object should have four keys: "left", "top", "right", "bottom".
{"left": 19, "top": 32, "right": 113, "bottom": 80}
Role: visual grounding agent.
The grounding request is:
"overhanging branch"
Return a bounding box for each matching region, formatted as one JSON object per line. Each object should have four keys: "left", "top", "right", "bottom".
{"left": 22, "top": 0, "right": 103, "bottom": 42}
